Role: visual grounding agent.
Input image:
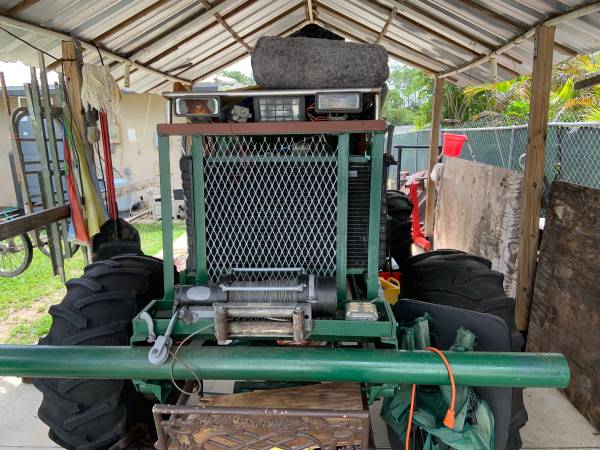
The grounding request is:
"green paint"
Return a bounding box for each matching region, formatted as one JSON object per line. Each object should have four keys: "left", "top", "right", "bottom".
{"left": 158, "top": 135, "right": 174, "bottom": 300}
{"left": 131, "top": 299, "right": 398, "bottom": 343}
{"left": 336, "top": 133, "right": 349, "bottom": 303}
{"left": 0, "top": 345, "right": 570, "bottom": 388}
{"left": 366, "top": 132, "right": 385, "bottom": 299}
{"left": 191, "top": 136, "right": 208, "bottom": 284}
{"left": 133, "top": 379, "right": 172, "bottom": 402}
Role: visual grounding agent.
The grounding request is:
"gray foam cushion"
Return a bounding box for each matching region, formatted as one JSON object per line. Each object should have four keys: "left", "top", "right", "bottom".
{"left": 252, "top": 36, "right": 389, "bottom": 89}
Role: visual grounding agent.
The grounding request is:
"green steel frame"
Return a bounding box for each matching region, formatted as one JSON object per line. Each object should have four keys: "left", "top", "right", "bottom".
{"left": 0, "top": 345, "right": 569, "bottom": 388}
{"left": 191, "top": 135, "right": 208, "bottom": 284}
{"left": 150, "top": 121, "right": 395, "bottom": 344}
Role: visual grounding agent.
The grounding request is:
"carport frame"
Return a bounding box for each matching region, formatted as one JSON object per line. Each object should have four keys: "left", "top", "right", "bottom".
{"left": 422, "top": 22, "right": 569, "bottom": 330}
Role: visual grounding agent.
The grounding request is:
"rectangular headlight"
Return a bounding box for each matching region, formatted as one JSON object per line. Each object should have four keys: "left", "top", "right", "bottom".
{"left": 174, "top": 97, "right": 220, "bottom": 117}
{"left": 315, "top": 92, "right": 361, "bottom": 113}
{"left": 254, "top": 96, "right": 304, "bottom": 122}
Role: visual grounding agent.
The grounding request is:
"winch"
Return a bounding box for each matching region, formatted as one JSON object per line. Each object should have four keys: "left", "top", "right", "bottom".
{"left": 174, "top": 268, "right": 336, "bottom": 343}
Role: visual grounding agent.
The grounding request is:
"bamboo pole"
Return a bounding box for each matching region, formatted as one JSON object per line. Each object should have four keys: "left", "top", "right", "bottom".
{"left": 515, "top": 25, "right": 556, "bottom": 331}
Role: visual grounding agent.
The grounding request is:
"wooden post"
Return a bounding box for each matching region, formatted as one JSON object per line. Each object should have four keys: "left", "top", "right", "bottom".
{"left": 424, "top": 77, "right": 444, "bottom": 238}
{"left": 515, "top": 25, "right": 555, "bottom": 330}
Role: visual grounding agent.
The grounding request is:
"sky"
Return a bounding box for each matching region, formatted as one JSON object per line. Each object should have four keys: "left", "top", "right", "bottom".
{"left": 0, "top": 61, "right": 58, "bottom": 86}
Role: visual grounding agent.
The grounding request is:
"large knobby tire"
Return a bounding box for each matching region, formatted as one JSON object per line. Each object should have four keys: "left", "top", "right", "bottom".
{"left": 386, "top": 190, "right": 413, "bottom": 266}
{"left": 399, "top": 250, "right": 527, "bottom": 450}
{"left": 33, "top": 255, "right": 165, "bottom": 450}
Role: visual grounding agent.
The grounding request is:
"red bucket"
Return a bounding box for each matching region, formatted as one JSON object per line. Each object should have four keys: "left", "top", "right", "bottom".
{"left": 442, "top": 133, "right": 468, "bottom": 157}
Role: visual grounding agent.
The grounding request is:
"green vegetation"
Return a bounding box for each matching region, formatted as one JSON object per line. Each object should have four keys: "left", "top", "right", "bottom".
{"left": 6, "top": 315, "right": 52, "bottom": 344}
{"left": 136, "top": 222, "right": 185, "bottom": 256}
{"left": 0, "top": 222, "right": 185, "bottom": 344}
{"left": 221, "top": 69, "right": 255, "bottom": 86}
{"left": 0, "top": 251, "right": 84, "bottom": 321}
{"left": 382, "top": 53, "right": 600, "bottom": 127}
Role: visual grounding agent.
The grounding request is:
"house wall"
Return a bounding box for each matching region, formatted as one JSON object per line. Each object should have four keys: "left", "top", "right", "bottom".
{"left": 0, "top": 92, "right": 182, "bottom": 210}
{"left": 0, "top": 100, "right": 16, "bottom": 206}
{"left": 109, "top": 92, "right": 183, "bottom": 205}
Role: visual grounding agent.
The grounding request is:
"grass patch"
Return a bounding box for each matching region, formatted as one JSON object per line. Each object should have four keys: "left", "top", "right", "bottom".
{"left": 0, "top": 251, "right": 83, "bottom": 321}
{"left": 135, "top": 222, "right": 186, "bottom": 256}
{"left": 0, "top": 221, "right": 186, "bottom": 344}
{"left": 6, "top": 315, "right": 52, "bottom": 344}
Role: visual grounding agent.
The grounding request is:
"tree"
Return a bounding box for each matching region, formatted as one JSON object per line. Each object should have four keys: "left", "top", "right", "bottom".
{"left": 382, "top": 63, "right": 480, "bottom": 127}
{"left": 220, "top": 69, "right": 255, "bottom": 86}
{"left": 384, "top": 53, "right": 600, "bottom": 127}
{"left": 463, "top": 53, "right": 600, "bottom": 124}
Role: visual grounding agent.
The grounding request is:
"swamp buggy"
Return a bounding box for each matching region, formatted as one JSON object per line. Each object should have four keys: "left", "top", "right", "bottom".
{"left": 0, "top": 30, "right": 568, "bottom": 450}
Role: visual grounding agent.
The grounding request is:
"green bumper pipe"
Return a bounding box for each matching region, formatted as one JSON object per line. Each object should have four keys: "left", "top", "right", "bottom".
{"left": 0, "top": 345, "right": 569, "bottom": 388}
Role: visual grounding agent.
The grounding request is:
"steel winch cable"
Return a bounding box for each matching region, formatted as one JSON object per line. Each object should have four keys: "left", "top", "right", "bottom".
{"left": 227, "top": 278, "right": 304, "bottom": 303}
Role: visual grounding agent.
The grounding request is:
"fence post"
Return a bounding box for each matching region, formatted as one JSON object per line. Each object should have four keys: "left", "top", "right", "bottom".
{"left": 508, "top": 128, "right": 516, "bottom": 169}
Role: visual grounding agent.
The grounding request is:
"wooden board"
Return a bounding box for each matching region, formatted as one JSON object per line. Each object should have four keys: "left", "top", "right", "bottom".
{"left": 0, "top": 205, "right": 70, "bottom": 240}
{"left": 434, "top": 158, "right": 523, "bottom": 297}
{"left": 202, "top": 382, "right": 364, "bottom": 410}
{"left": 165, "top": 383, "right": 367, "bottom": 449}
{"left": 527, "top": 181, "right": 600, "bottom": 429}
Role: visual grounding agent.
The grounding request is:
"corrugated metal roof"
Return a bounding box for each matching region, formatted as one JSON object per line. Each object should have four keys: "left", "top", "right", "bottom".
{"left": 0, "top": 0, "right": 599, "bottom": 92}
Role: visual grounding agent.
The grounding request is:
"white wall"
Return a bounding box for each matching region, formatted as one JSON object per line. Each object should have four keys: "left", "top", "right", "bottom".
{"left": 0, "top": 99, "right": 17, "bottom": 206}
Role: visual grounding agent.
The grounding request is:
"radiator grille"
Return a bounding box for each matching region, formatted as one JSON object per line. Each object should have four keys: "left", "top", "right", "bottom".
{"left": 347, "top": 161, "right": 371, "bottom": 269}
{"left": 203, "top": 135, "right": 338, "bottom": 283}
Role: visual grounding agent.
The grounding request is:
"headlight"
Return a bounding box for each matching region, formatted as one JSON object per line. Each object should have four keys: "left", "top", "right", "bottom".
{"left": 174, "top": 97, "right": 220, "bottom": 117}
{"left": 255, "top": 96, "right": 304, "bottom": 121}
{"left": 315, "top": 92, "right": 361, "bottom": 113}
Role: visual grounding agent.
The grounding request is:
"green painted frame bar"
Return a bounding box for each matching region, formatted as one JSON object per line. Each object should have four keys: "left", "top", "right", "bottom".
{"left": 191, "top": 136, "right": 208, "bottom": 284}
{"left": 366, "top": 132, "right": 385, "bottom": 299}
{"left": 0, "top": 345, "right": 570, "bottom": 388}
{"left": 336, "top": 133, "right": 349, "bottom": 303}
{"left": 158, "top": 135, "right": 175, "bottom": 300}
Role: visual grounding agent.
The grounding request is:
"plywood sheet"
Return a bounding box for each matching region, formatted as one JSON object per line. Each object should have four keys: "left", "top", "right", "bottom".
{"left": 527, "top": 181, "right": 600, "bottom": 429}
{"left": 434, "top": 158, "right": 523, "bottom": 297}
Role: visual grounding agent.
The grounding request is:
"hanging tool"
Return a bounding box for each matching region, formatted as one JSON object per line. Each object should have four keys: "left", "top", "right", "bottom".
{"left": 99, "top": 111, "right": 118, "bottom": 220}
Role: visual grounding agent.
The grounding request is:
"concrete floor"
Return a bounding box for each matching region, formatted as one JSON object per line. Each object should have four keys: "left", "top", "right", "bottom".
{"left": 0, "top": 376, "right": 598, "bottom": 449}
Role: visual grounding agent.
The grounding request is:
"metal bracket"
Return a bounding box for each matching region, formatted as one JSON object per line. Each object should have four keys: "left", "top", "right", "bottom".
{"left": 213, "top": 302, "right": 312, "bottom": 344}
{"left": 140, "top": 311, "right": 157, "bottom": 343}
{"left": 148, "top": 309, "right": 179, "bottom": 365}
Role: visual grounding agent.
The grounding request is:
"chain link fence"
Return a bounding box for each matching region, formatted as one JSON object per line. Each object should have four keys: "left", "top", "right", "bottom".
{"left": 390, "top": 122, "right": 600, "bottom": 190}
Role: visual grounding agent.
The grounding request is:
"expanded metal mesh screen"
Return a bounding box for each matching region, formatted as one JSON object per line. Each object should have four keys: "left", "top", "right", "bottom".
{"left": 389, "top": 122, "right": 600, "bottom": 190}
{"left": 203, "top": 135, "right": 338, "bottom": 283}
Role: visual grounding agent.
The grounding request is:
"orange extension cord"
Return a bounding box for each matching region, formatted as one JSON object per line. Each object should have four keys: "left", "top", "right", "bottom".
{"left": 405, "top": 347, "right": 457, "bottom": 450}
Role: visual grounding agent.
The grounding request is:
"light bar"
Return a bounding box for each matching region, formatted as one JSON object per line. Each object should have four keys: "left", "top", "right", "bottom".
{"left": 174, "top": 97, "right": 220, "bottom": 117}
{"left": 316, "top": 92, "right": 361, "bottom": 113}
